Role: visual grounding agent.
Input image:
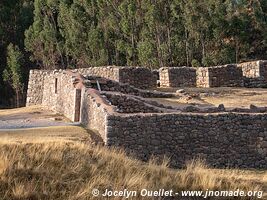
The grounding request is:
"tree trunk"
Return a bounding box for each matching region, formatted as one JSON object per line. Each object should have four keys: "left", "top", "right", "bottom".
{"left": 185, "top": 31, "right": 189, "bottom": 66}
{"left": 201, "top": 36, "right": 205, "bottom": 61}
{"left": 16, "top": 88, "right": 19, "bottom": 108}
{"left": 235, "top": 38, "right": 239, "bottom": 63}
{"left": 156, "top": 26, "right": 163, "bottom": 68}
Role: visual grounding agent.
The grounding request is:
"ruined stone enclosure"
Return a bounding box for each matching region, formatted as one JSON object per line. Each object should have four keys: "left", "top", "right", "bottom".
{"left": 27, "top": 62, "right": 267, "bottom": 169}
{"left": 160, "top": 60, "right": 267, "bottom": 88}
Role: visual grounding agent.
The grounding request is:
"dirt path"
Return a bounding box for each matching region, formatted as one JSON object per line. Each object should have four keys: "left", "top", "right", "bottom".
{"left": 0, "top": 106, "right": 75, "bottom": 130}
{"left": 0, "top": 106, "right": 97, "bottom": 144}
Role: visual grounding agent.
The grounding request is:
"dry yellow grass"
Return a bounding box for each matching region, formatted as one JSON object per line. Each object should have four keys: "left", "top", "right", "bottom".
{"left": 0, "top": 126, "right": 92, "bottom": 144}
{"left": 0, "top": 138, "right": 266, "bottom": 200}
{"left": 0, "top": 105, "right": 43, "bottom": 116}
{"left": 0, "top": 106, "right": 266, "bottom": 199}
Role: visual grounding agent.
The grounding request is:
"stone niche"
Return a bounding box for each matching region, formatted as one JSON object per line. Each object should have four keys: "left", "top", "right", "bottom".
{"left": 196, "top": 64, "right": 244, "bottom": 88}
{"left": 159, "top": 67, "right": 197, "bottom": 87}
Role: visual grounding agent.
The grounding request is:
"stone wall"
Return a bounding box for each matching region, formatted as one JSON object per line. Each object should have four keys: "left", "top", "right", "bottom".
{"left": 237, "top": 60, "right": 267, "bottom": 87}
{"left": 77, "top": 66, "right": 157, "bottom": 89}
{"left": 80, "top": 89, "right": 113, "bottom": 142}
{"left": 119, "top": 67, "right": 157, "bottom": 89}
{"left": 159, "top": 67, "right": 197, "bottom": 87}
{"left": 197, "top": 65, "right": 244, "bottom": 88}
{"left": 27, "top": 69, "right": 81, "bottom": 121}
{"left": 87, "top": 78, "right": 174, "bottom": 98}
{"left": 77, "top": 67, "right": 120, "bottom": 82}
{"left": 158, "top": 61, "right": 267, "bottom": 88}
{"left": 196, "top": 67, "right": 210, "bottom": 88}
{"left": 106, "top": 113, "right": 267, "bottom": 168}
{"left": 103, "top": 92, "right": 165, "bottom": 113}
{"left": 41, "top": 71, "right": 80, "bottom": 121}
{"left": 81, "top": 90, "right": 267, "bottom": 169}
{"left": 27, "top": 68, "right": 267, "bottom": 169}
{"left": 26, "top": 70, "right": 47, "bottom": 106}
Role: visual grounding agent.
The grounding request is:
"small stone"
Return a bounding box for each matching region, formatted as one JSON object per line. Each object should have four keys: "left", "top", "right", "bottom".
{"left": 218, "top": 104, "right": 225, "bottom": 112}
{"left": 250, "top": 104, "right": 258, "bottom": 110}
{"left": 176, "top": 89, "right": 185, "bottom": 93}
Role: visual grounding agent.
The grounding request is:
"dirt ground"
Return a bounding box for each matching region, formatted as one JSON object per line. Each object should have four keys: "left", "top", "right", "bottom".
{"left": 0, "top": 106, "right": 100, "bottom": 144}
{"left": 0, "top": 105, "right": 74, "bottom": 130}
{"left": 153, "top": 87, "right": 267, "bottom": 110}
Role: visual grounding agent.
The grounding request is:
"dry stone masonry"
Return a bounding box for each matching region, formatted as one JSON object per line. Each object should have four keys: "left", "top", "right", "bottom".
{"left": 80, "top": 87, "right": 267, "bottom": 169}
{"left": 159, "top": 61, "right": 267, "bottom": 88}
{"left": 196, "top": 64, "right": 244, "bottom": 88}
{"left": 77, "top": 66, "right": 157, "bottom": 89}
{"left": 160, "top": 67, "right": 197, "bottom": 87}
{"left": 26, "top": 70, "right": 47, "bottom": 106}
{"left": 105, "top": 113, "right": 267, "bottom": 168}
{"left": 27, "top": 70, "right": 82, "bottom": 121}
{"left": 238, "top": 60, "right": 267, "bottom": 87}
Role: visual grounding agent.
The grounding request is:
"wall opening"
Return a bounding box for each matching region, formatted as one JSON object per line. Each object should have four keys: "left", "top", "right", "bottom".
{"left": 74, "top": 89, "right": 82, "bottom": 122}
{"left": 55, "top": 78, "right": 58, "bottom": 94}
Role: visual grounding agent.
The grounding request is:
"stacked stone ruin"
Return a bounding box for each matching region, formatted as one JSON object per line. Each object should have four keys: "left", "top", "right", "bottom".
{"left": 237, "top": 60, "right": 267, "bottom": 87}
{"left": 196, "top": 64, "right": 244, "bottom": 87}
{"left": 159, "top": 60, "right": 267, "bottom": 88}
{"left": 76, "top": 66, "right": 157, "bottom": 89}
{"left": 159, "top": 67, "right": 197, "bottom": 87}
{"left": 26, "top": 61, "right": 267, "bottom": 169}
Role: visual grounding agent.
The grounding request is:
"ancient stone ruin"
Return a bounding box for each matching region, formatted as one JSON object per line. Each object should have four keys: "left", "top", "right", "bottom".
{"left": 159, "top": 67, "right": 197, "bottom": 87}
{"left": 27, "top": 62, "right": 267, "bottom": 169}
{"left": 160, "top": 60, "right": 267, "bottom": 88}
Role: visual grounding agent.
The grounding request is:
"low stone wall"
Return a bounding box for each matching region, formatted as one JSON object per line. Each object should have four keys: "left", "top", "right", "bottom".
{"left": 159, "top": 67, "right": 197, "bottom": 87}
{"left": 78, "top": 67, "right": 120, "bottom": 82}
{"left": 159, "top": 61, "right": 267, "bottom": 88}
{"left": 81, "top": 90, "right": 267, "bottom": 169}
{"left": 103, "top": 92, "right": 166, "bottom": 113}
{"left": 87, "top": 77, "right": 174, "bottom": 98}
{"left": 197, "top": 65, "right": 244, "bottom": 88}
{"left": 26, "top": 70, "right": 47, "bottom": 106}
{"left": 119, "top": 67, "right": 157, "bottom": 89}
{"left": 106, "top": 113, "right": 267, "bottom": 168}
{"left": 80, "top": 89, "right": 111, "bottom": 142}
{"left": 78, "top": 66, "right": 157, "bottom": 89}
{"left": 237, "top": 60, "right": 267, "bottom": 87}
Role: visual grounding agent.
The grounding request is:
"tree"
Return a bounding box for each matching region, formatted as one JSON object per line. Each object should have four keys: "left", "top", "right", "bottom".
{"left": 24, "top": 0, "right": 267, "bottom": 70}
{"left": 3, "top": 43, "right": 24, "bottom": 107}
{"left": 0, "top": 0, "right": 33, "bottom": 107}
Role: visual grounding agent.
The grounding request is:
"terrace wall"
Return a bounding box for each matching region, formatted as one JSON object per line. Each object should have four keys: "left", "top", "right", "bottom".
{"left": 80, "top": 89, "right": 110, "bottom": 142}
